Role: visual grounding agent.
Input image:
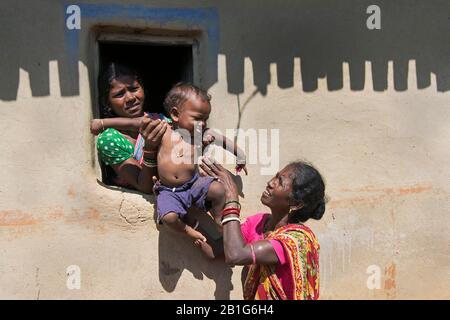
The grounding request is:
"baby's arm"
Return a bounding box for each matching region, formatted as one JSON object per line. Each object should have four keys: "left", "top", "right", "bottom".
{"left": 90, "top": 117, "right": 143, "bottom": 135}
{"left": 203, "top": 128, "right": 248, "bottom": 175}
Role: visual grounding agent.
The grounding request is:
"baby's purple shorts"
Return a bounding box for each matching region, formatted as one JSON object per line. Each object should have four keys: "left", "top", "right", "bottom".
{"left": 155, "top": 172, "right": 217, "bottom": 223}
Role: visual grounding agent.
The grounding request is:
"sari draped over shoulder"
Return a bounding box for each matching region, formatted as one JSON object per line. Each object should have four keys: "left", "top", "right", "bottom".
{"left": 243, "top": 223, "right": 320, "bottom": 300}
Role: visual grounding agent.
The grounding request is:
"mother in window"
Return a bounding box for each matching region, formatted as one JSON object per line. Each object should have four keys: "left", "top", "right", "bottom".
{"left": 90, "top": 63, "right": 168, "bottom": 193}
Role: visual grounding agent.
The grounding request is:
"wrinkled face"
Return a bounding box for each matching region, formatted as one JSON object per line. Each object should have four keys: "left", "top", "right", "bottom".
{"left": 171, "top": 94, "right": 211, "bottom": 134}
{"left": 261, "top": 165, "right": 296, "bottom": 212}
{"left": 108, "top": 76, "right": 145, "bottom": 118}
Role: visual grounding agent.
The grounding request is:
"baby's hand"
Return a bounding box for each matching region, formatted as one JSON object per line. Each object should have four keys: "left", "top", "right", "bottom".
{"left": 236, "top": 163, "right": 248, "bottom": 175}
{"left": 202, "top": 134, "right": 216, "bottom": 148}
{"left": 152, "top": 176, "right": 160, "bottom": 196}
{"left": 90, "top": 119, "right": 103, "bottom": 135}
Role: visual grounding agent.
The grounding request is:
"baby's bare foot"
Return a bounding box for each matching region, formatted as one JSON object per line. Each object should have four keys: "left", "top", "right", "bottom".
{"left": 185, "top": 226, "right": 206, "bottom": 243}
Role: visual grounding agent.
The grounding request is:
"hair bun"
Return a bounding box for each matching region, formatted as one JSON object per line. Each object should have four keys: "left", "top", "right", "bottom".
{"left": 311, "top": 199, "right": 325, "bottom": 220}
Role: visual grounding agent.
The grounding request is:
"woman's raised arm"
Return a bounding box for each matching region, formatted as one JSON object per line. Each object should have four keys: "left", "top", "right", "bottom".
{"left": 199, "top": 157, "right": 280, "bottom": 266}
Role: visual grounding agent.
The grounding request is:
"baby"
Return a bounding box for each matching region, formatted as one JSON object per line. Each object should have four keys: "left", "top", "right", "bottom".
{"left": 92, "top": 83, "right": 246, "bottom": 244}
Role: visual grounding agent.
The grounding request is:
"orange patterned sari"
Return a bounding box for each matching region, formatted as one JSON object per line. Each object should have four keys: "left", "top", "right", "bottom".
{"left": 243, "top": 223, "right": 320, "bottom": 300}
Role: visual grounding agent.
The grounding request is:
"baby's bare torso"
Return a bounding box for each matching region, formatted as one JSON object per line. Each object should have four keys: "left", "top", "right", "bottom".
{"left": 157, "top": 126, "right": 199, "bottom": 187}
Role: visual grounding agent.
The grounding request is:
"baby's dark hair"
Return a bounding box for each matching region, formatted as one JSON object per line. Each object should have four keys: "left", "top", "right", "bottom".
{"left": 287, "top": 161, "right": 326, "bottom": 223}
{"left": 163, "top": 82, "right": 211, "bottom": 115}
{"left": 98, "top": 63, "right": 143, "bottom": 118}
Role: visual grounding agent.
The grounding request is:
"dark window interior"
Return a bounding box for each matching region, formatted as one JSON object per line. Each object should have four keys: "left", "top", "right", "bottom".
{"left": 98, "top": 41, "right": 193, "bottom": 186}
{"left": 99, "top": 41, "right": 193, "bottom": 115}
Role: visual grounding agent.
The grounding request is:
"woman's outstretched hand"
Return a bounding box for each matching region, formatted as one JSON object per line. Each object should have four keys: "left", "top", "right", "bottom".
{"left": 199, "top": 157, "right": 239, "bottom": 202}
{"left": 140, "top": 115, "right": 168, "bottom": 151}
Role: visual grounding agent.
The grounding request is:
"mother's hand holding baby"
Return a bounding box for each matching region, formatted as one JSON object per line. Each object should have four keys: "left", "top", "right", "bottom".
{"left": 139, "top": 116, "right": 169, "bottom": 153}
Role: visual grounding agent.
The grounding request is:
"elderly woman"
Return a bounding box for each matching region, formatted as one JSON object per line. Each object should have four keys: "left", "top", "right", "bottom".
{"left": 200, "top": 158, "right": 326, "bottom": 300}
{"left": 91, "top": 63, "right": 168, "bottom": 193}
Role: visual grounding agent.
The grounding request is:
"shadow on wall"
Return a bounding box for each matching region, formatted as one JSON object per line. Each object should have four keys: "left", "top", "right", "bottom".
{"left": 219, "top": 0, "right": 450, "bottom": 95}
{"left": 0, "top": 0, "right": 449, "bottom": 102}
